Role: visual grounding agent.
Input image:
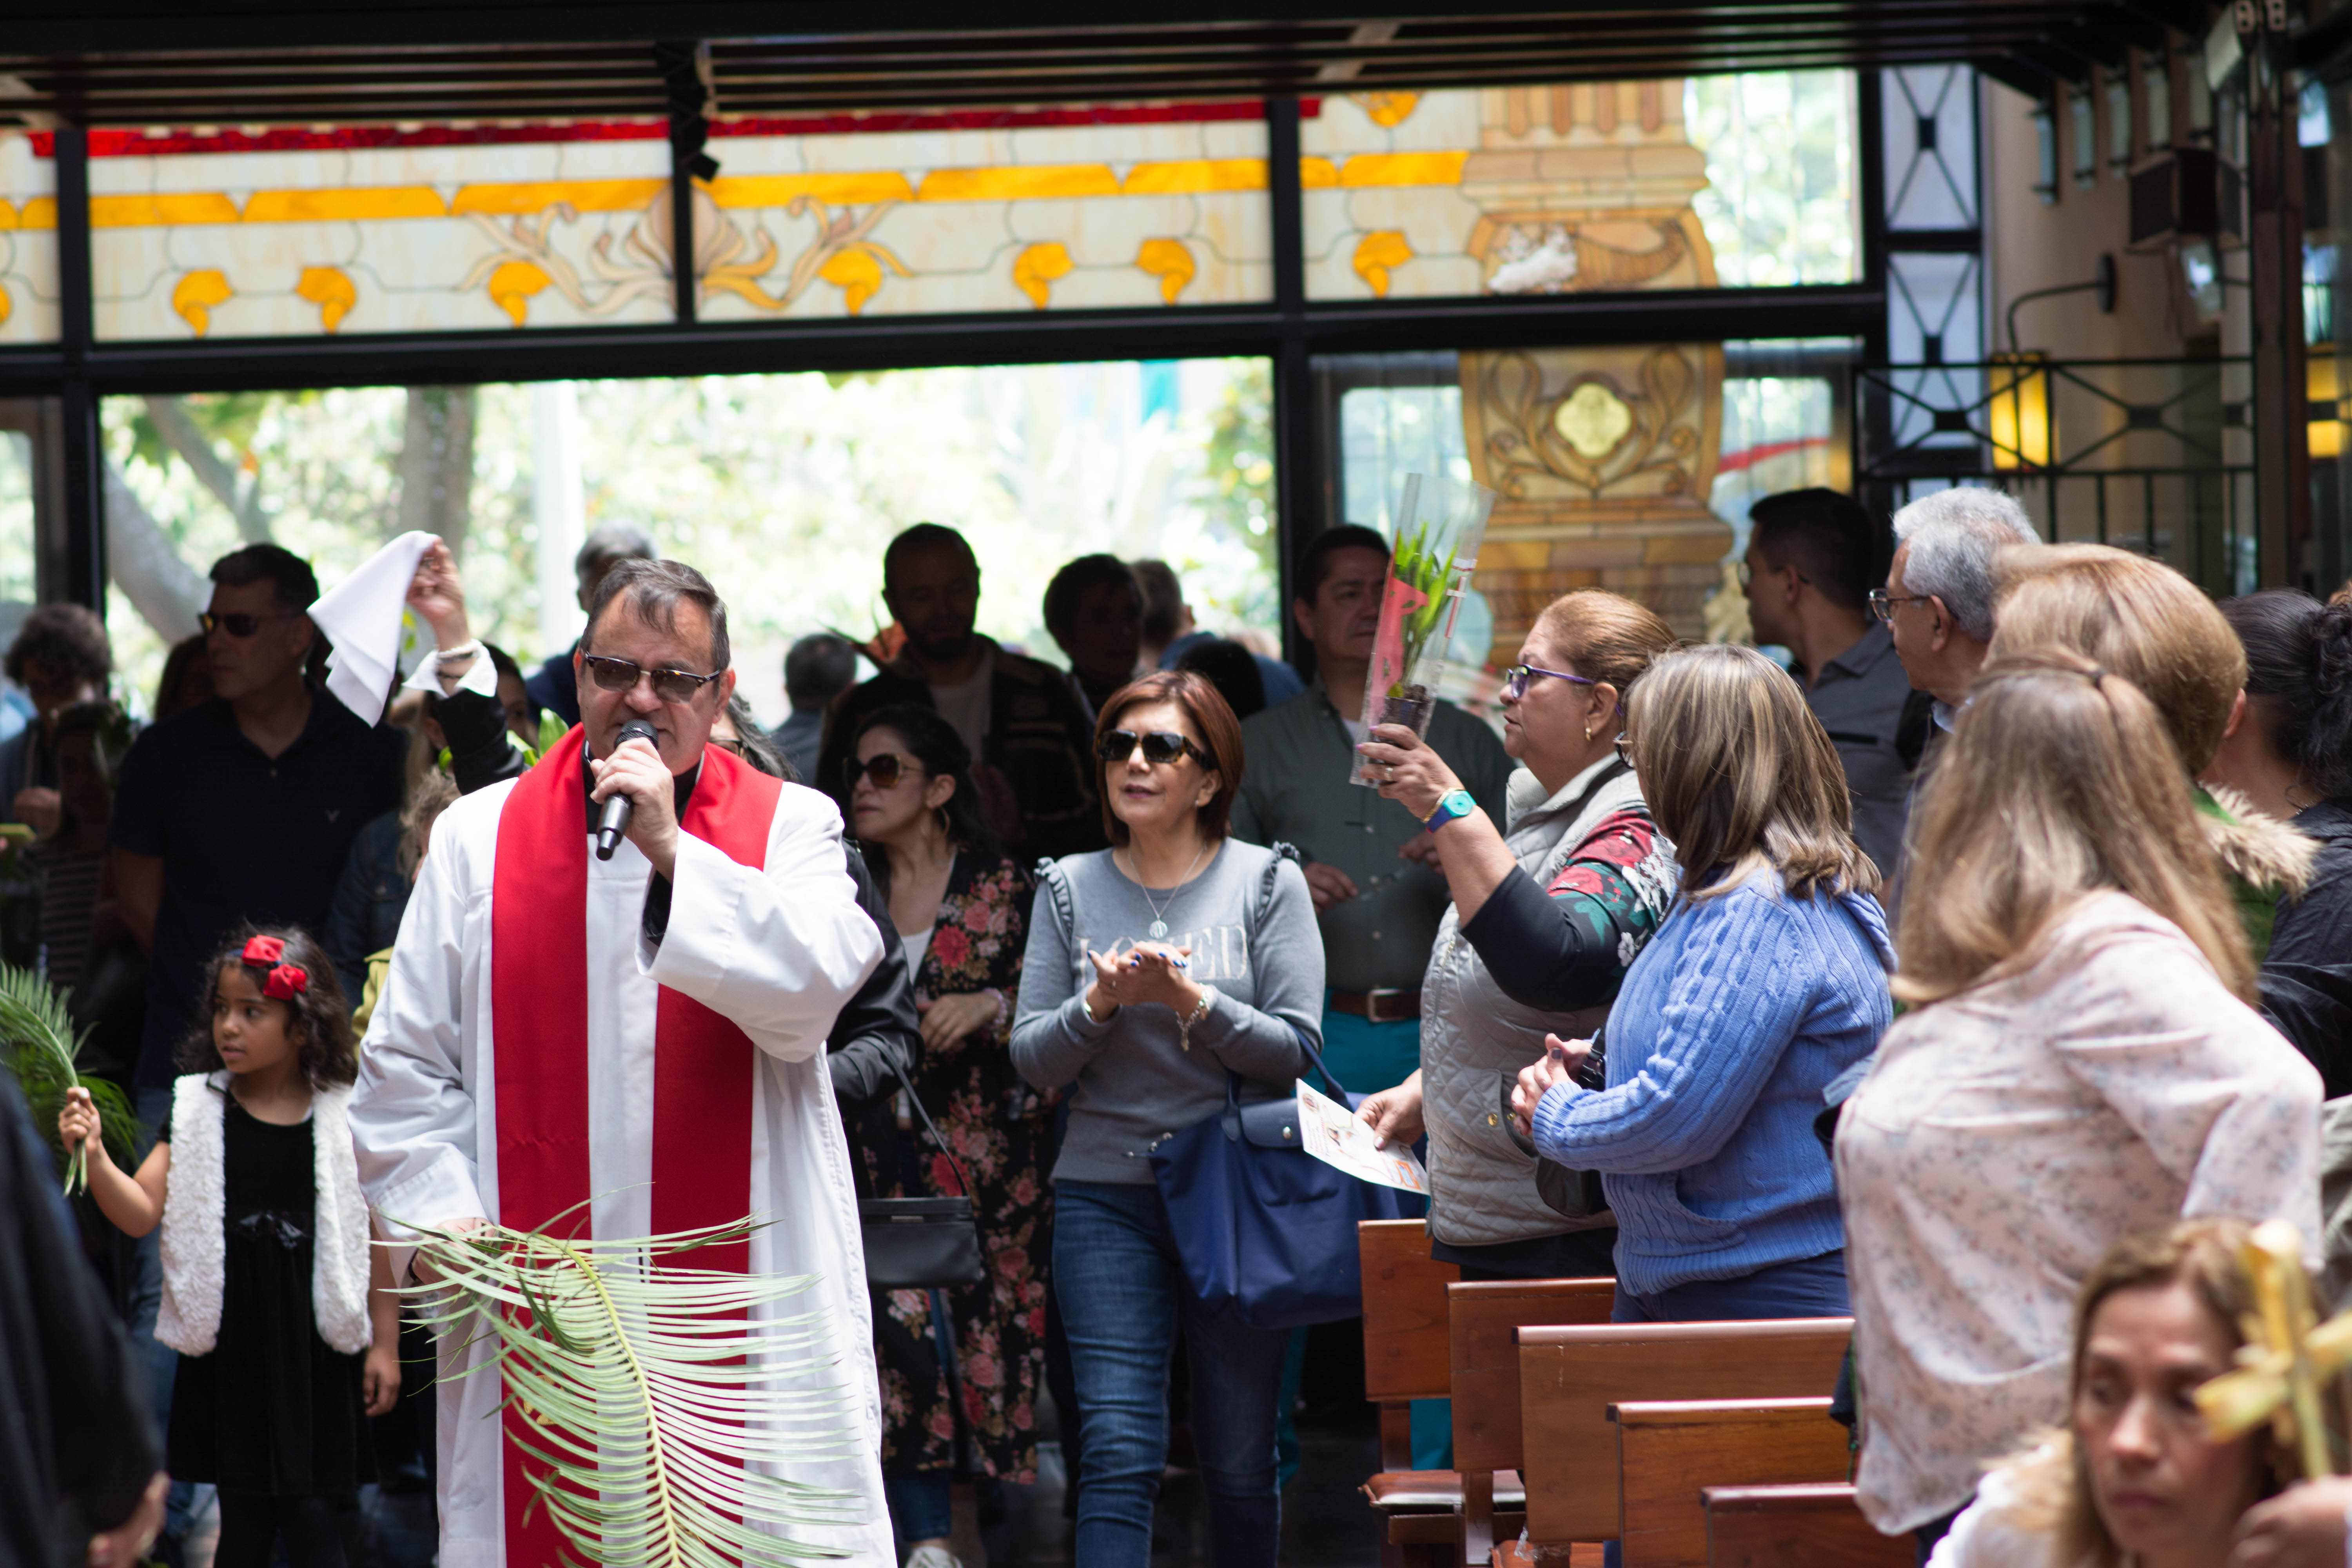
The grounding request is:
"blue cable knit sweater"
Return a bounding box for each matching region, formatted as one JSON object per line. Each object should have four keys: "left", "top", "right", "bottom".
{"left": 1529, "top": 868, "right": 1894, "bottom": 1298}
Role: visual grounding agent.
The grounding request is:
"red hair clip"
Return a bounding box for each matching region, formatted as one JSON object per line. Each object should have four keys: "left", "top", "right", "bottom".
{"left": 241, "top": 934, "right": 286, "bottom": 967}
{"left": 263, "top": 963, "right": 308, "bottom": 1001}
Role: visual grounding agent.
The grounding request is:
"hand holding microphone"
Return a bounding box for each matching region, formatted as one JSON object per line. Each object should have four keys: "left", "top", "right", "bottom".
{"left": 591, "top": 719, "right": 675, "bottom": 871}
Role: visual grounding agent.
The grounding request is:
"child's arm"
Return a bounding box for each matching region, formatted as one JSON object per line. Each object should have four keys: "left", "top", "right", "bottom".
{"left": 362, "top": 1219, "right": 402, "bottom": 1417}
{"left": 59, "top": 1087, "right": 168, "bottom": 1237}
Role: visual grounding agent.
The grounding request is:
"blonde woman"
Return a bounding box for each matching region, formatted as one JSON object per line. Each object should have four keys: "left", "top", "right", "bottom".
{"left": 1837, "top": 653, "right": 2321, "bottom": 1558}
{"left": 1927, "top": 1220, "right": 2296, "bottom": 1568}
{"left": 1508, "top": 643, "right": 1893, "bottom": 1321}
{"left": 1988, "top": 544, "right": 2315, "bottom": 958}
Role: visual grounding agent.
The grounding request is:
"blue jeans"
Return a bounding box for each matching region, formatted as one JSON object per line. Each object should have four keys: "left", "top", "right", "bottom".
{"left": 1608, "top": 1250, "right": 1850, "bottom": 1323}
{"left": 1053, "top": 1180, "right": 1291, "bottom": 1568}
{"left": 885, "top": 1471, "right": 954, "bottom": 1545}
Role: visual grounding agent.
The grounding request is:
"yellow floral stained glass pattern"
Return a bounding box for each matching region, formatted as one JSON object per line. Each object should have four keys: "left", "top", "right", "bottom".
{"left": 0, "top": 133, "right": 59, "bottom": 342}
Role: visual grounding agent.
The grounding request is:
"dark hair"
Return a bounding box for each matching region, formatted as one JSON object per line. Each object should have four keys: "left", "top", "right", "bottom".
{"left": 1043, "top": 554, "right": 1141, "bottom": 637}
{"left": 784, "top": 633, "right": 858, "bottom": 711}
{"left": 1131, "top": 559, "right": 1186, "bottom": 647}
{"left": 882, "top": 523, "right": 976, "bottom": 591}
{"left": 1174, "top": 637, "right": 1267, "bottom": 721}
{"left": 50, "top": 700, "right": 131, "bottom": 840}
{"left": 849, "top": 702, "right": 998, "bottom": 893}
{"left": 2223, "top": 589, "right": 2352, "bottom": 800}
{"left": 1093, "top": 670, "right": 1245, "bottom": 846}
{"left": 5, "top": 603, "right": 111, "bottom": 689}
{"left": 722, "top": 693, "right": 789, "bottom": 779}
{"left": 1296, "top": 525, "right": 1390, "bottom": 606}
{"left": 584, "top": 558, "right": 731, "bottom": 675}
{"left": 154, "top": 633, "right": 211, "bottom": 720}
{"left": 1748, "top": 488, "right": 1883, "bottom": 614}
{"left": 575, "top": 522, "right": 656, "bottom": 577}
{"left": 176, "top": 926, "right": 358, "bottom": 1091}
{"left": 209, "top": 543, "right": 320, "bottom": 613}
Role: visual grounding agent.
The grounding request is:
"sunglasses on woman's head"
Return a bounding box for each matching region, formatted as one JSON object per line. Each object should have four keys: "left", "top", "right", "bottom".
{"left": 1095, "top": 729, "right": 1212, "bottom": 768}
{"left": 198, "top": 610, "right": 296, "bottom": 638}
{"left": 578, "top": 653, "right": 722, "bottom": 705}
{"left": 844, "top": 752, "right": 923, "bottom": 791}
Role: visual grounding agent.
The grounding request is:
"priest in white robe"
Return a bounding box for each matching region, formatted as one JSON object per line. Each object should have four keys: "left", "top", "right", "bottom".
{"left": 350, "top": 559, "right": 889, "bottom": 1567}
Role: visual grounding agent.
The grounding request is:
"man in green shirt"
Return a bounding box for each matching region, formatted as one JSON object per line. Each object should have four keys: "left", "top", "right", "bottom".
{"left": 1231, "top": 525, "right": 1514, "bottom": 1096}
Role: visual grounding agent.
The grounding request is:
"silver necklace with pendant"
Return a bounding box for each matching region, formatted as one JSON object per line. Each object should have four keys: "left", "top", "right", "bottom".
{"left": 1130, "top": 841, "right": 1209, "bottom": 939}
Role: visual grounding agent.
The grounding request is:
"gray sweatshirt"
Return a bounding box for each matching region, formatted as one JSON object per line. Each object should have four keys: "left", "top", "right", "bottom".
{"left": 1011, "top": 839, "right": 1325, "bottom": 1184}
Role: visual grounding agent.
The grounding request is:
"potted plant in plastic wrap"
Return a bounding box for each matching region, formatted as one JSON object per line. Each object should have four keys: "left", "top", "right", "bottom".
{"left": 1350, "top": 473, "right": 1495, "bottom": 787}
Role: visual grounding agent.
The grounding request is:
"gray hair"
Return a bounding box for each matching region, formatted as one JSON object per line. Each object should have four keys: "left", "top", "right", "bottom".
{"left": 575, "top": 522, "right": 656, "bottom": 576}
{"left": 1891, "top": 487, "right": 2040, "bottom": 642}
{"left": 584, "top": 557, "right": 730, "bottom": 674}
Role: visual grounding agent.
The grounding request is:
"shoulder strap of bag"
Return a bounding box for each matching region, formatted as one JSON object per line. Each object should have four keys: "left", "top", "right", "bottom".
{"left": 1224, "top": 841, "right": 1350, "bottom": 1101}
{"left": 883, "top": 1044, "right": 976, "bottom": 1201}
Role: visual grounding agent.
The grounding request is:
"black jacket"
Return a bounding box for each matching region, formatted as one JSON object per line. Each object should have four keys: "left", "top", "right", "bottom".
{"left": 827, "top": 843, "right": 920, "bottom": 1116}
{"left": 2263, "top": 797, "right": 2352, "bottom": 1096}
{"left": 817, "top": 641, "right": 1106, "bottom": 863}
{"left": 0, "top": 1074, "right": 158, "bottom": 1568}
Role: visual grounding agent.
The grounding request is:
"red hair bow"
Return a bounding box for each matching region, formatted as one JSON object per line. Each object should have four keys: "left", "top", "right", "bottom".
{"left": 241, "top": 935, "right": 286, "bottom": 967}
{"left": 263, "top": 964, "right": 309, "bottom": 1001}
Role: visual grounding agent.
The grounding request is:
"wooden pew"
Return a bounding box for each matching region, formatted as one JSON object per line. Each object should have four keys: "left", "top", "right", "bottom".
{"left": 1515, "top": 1318, "right": 1853, "bottom": 1550}
{"left": 1452, "top": 1278, "right": 1615, "bottom": 1564}
{"left": 1357, "top": 1220, "right": 1463, "bottom": 1567}
{"left": 1704, "top": 1483, "right": 1908, "bottom": 1568}
{"left": 1611, "top": 1399, "right": 1850, "bottom": 1568}
{"left": 1361, "top": 1219, "right": 1460, "bottom": 1470}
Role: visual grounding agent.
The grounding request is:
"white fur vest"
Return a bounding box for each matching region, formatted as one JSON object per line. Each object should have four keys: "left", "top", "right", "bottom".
{"left": 155, "top": 1072, "right": 373, "bottom": 1357}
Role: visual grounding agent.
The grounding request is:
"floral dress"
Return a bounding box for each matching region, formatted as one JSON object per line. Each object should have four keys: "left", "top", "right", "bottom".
{"left": 866, "top": 851, "right": 1054, "bottom": 1482}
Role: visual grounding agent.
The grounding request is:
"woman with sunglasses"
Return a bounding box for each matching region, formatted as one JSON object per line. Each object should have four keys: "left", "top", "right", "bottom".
{"left": 1351, "top": 589, "right": 1681, "bottom": 1288}
{"left": 842, "top": 704, "right": 1048, "bottom": 1568}
{"left": 1011, "top": 669, "right": 1323, "bottom": 1568}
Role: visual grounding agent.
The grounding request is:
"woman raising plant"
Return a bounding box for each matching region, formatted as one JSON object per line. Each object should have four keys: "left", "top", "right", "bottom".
{"left": 843, "top": 703, "right": 1045, "bottom": 1568}
{"left": 1011, "top": 670, "right": 1323, "bottom": 1568}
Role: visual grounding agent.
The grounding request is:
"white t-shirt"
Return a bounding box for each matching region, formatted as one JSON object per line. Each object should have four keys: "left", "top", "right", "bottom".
{"left": 929, "top": 645, "right": 995, "bottom": 764}
{"left": 898, "top": 926, "right": 933, "bottom": 976}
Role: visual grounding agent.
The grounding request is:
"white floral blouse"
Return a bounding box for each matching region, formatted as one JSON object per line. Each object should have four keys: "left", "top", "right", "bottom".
{"left": 1837, "top": 891, "right": 2322, "bottom": 1535}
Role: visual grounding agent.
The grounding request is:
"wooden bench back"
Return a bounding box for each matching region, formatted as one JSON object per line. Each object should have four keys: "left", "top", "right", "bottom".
{"left": 1358, "top": 1220, "right": 1460, "bottom": 1472}
{"left": 1516, "top": 1318, "right": 1852, "bottom": 1545}
{"left": 1703, "top": 1483, "right": 1907, "bottom": 1568}
{"left": 1451, "top": 1278, "right": 1617, "bottom": 1474}
{"left": 1612, "top": 1398, "right": 1849, "bottom": 1568}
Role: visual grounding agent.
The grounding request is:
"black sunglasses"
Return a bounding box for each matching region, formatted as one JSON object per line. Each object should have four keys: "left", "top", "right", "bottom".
{"left": 1095, "top": 729, "right": 1213, "bottom": 769}
{"left": 199, "top": 610, "right": 297, "bottom": 638}
{"left": 844, "top": 752, "right": 924, "bottom": 791}
{"left": 579, "top": 653, "right": 723, "bottom": 705}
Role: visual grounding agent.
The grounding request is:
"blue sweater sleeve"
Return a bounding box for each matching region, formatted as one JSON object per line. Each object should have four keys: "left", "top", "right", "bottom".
{"left": 1528, "top": 887, "right": 1813, "bottom": 1175}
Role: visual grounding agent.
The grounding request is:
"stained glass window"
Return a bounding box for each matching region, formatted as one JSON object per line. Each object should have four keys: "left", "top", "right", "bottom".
{"left": 0, "top": 132, "right": 58, "bottom": 343}
{"left": 78, "top": 104, "right": 1273, "bottom": 340}
{"left": 1299, "top": 74, "right": 1858, "bottom": 302}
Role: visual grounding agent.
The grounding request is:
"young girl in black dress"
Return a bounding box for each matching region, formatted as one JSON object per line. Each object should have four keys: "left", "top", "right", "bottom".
{"left": 60, "top": 927, "right": 399, "bottom": 1568}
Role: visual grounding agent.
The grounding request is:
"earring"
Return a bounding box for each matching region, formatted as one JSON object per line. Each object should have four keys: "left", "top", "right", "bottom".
{"left": 1583, "top": 724, "right": 1593, "bottom": 741}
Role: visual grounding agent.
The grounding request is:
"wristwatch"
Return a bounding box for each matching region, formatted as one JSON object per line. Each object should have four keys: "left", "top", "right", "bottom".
{"left": 1424, "top": 788, "right": 1476, "bottom": 834}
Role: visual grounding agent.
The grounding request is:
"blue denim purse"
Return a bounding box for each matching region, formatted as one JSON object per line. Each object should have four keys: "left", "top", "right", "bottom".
{"left": 1148, "top": 1031, "right": 1425, "bottom": 1329}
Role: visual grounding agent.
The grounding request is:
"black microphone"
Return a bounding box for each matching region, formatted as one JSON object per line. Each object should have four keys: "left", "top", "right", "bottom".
{"left": 594, "top": 719, "right": 660, "bottom": 861}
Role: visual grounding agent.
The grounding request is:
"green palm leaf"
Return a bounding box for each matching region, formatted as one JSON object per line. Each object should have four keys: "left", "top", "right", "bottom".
{"left": 403, "top": 1215, "right": 866, "bottom": 1567}
{"left": 0, "top": 962, "right": 136, "bottom": 1194}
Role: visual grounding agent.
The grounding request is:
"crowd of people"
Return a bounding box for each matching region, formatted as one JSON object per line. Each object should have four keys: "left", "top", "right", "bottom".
{"left": 6, "top": 486, "right": 2352, "bottom": 1568}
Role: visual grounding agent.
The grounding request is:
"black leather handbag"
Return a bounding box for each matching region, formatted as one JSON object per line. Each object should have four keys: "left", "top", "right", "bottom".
{"left": 1503, "top": 1024, "right": 1611, "bottom": 1221}
{"left": 859, "top": 1049, "right": 987, "bottom": 1290}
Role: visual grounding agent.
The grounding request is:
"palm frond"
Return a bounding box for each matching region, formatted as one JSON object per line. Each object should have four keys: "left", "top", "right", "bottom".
{"left": 0, "top": 962, "right": 136, "bottom": 1192}
{"left": 402, "top": 1215, "right": 866, "bottom": 1566}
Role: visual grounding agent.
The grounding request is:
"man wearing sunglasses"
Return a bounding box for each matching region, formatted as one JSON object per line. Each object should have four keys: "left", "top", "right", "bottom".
{"left": 352, "top": 556, "right": 894, "bottom": 1566}
{"left": 1229, "top": 525, "right": 1511, "bottom": 1100}
{"left": 818, "top": 523, "right": 1104, "bottom": 861}
{"left": 521, "top": 522, "right": 657, "bottom": 728}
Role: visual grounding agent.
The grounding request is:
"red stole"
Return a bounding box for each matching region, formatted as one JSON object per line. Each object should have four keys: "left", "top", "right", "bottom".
{"left": 489, "top": 725, "right": 781, "bottom": 1566}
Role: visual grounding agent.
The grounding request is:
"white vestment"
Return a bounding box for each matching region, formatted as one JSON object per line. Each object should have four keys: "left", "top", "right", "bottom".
{"left": 350, "top": 770, "right": 890, "bottom": 1567}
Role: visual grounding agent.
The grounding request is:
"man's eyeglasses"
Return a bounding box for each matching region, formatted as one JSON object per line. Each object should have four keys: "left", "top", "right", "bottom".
{"left": 1736, "top": 560, "right": 1814, "bottom": 590}
{"left": 1614, "top": 732, "right": 1637, "bottom": 768}
{"left": 579, "top": 653, "right": 722, "bottom": 705}
{"left": 844, "top": 752, "right": 923, "bottom": 791}
{"left": 1096, "top": 729, "right": 1214, "bottom": 769}
{"left": 1501, "top": 664, "right": 1600, "bottom": 704}
{"left": 199, "top": 610, "right": 297, "bottom": 639}
{"left": 1867, "top": 589, "right": 1937, "bottom": 625}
